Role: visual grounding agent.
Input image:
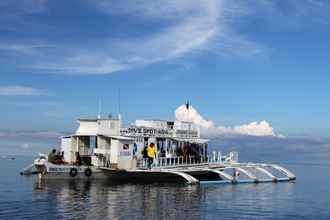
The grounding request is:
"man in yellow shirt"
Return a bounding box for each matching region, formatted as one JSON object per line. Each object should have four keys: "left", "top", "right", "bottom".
{"left": 147, "top": 143, "right": 156, "bottom": 169}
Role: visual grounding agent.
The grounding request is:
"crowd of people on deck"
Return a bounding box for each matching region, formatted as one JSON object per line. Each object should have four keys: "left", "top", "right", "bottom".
{"left": 47, "top": 149, "right": 65, "bottom": 164}
{"left": 48, "top": 141, "right": 204, "bottom": 169}
{"left": 142, "top": 142, "right": 205, "bottom": 169}
{"left": 48, "top": 149, "right": 85, "bottom": 166}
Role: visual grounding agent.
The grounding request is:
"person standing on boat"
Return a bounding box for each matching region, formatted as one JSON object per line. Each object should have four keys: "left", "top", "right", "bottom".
{"left": 147, "top": 143, "right": 156, "bottom": 169}
{"left": 75, "top": 152, "right": 82, "bottom": 166}
{"left": 48, "top": 149, "right": 56, "bottom": 163}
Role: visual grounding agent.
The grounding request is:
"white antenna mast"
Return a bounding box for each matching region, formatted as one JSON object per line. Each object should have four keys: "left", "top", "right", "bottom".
{"left": 118, "top": 88, "right": 122, "bottom": 123}
{"left": 186, "top": 100, "right": 191, "bottom": 122}
{"left": 98, "top": 98, "right": 102, "bottom": 119}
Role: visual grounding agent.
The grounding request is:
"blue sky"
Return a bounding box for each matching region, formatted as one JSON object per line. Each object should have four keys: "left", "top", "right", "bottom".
{"left": 1, "top": 0, "right": 330, "bottom": 154}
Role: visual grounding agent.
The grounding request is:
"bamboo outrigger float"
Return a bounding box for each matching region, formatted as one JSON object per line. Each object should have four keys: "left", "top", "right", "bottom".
{"left": 21, "top": 104, "right": 296, "bottom": 185}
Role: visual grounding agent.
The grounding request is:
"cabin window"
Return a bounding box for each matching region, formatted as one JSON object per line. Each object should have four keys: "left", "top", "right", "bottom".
{"left": 157, "top": 138, "right": 166, "bottom": 157}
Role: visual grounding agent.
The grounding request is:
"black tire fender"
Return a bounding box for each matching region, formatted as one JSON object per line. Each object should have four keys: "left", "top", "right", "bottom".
{"left": 84, "top": 168, "right": 92, "bottom": 177}
{"left": 69, "top": 167, "right": 78, "bottom": 177}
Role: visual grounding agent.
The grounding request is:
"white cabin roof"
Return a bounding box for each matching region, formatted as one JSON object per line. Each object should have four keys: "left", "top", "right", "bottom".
{"left": 171, "top": 138, "right": 209, "bottom": 144}
{"left": 99, "top": 134, "right": 134, "bottom": 141}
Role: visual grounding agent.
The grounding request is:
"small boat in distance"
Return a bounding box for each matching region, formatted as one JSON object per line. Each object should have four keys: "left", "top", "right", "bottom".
{"left": 1, "top": 155, "right": 15, "bottom": 160}
{"left": 22, "top": 104, "right": 296, "bottom": 184}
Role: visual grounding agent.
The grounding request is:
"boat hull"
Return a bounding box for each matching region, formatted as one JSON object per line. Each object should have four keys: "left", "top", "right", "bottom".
{"left": 34, "top": 162, "right": 107, "bottom": 180}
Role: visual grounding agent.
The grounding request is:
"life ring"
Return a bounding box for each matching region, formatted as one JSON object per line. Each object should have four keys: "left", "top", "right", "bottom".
{"left": 69, "top": 167, "right": 78, "bottom": 177}
{"left": 84, "top": 168, "right": 92, "bottom": 177}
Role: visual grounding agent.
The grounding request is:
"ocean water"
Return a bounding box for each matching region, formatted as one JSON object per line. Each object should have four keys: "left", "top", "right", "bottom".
{"left": 1, "top": 141, "right": 330, "bottom": 220}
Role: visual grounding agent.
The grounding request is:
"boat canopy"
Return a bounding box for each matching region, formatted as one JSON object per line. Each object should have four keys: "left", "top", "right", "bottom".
{"left": 98, "top": 134, "right": 134, "bottom": 141}
{"left": 61, "top": 133, "right": 134, "bottom": 141}
{"left": 62, "top": 133, "right": 96, "bottom": 138}
{"left": 171, "top": 138, "right": 209, "bottom": 144}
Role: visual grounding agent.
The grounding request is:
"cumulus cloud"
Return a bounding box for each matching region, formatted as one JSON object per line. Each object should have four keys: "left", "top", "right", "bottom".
{"left": 175, "top": 104, "right": 214, "bottom": 129}
{"left": 0, "top": 85, "right": 47, "bottom": 96}
{"left": 175, "top": 104, "right": 280, "bottom": 137}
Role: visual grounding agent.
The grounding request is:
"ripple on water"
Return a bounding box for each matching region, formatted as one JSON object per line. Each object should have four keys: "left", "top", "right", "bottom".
{"left": 1, "top": 158, "right": 330, "bottom": 219}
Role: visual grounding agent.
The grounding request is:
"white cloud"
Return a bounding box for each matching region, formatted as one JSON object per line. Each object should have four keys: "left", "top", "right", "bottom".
{"left": 36, "top": 55, "right": 130, "bottom": 75}
{"left": 32, "top": 0, "right": 222, "bottom": 74}
{"left": 231, "top": 121, "right": 275, "bottom": 136}
{"left": 93, "top": 0, "right": 209, "bottom": 20}
{"left": 0, "top": 85, "right": 46, "bottom": 96}
{"left": 3, "top": 1, "right": 328, "bottom": 75}
{"left": 175, "top": 104, "right": 214, "bottom": 129}
{"left": 233, "top": 0, "right": 330, "bottom": 28}
{"left": 175, "top": 104, "right": 280, "bottom": 137}
{"left": 0, "top": 43, "right": 54, "bottom": 55}
{"left": 27, "top": 0, "right": 265, "bottom": 75}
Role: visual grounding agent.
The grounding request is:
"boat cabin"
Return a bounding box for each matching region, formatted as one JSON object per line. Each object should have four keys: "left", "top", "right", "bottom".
{"left": 60, "top": 117, "right": 134, "bottom": 170}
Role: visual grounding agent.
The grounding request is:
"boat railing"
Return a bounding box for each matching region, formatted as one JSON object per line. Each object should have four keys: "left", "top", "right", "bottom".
{"left": 137, "top": 151, "right": 238, "bottom": 169}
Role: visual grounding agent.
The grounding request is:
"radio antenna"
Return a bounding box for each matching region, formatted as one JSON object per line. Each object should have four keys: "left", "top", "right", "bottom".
{"left": 98, "top": 98, "right": 102, "bottom": 119}
{"left": 118, "top": 88, "right": 122, "bottom": 122}
{"left": 118, "top": 88, "right": 121, "bottom": 115}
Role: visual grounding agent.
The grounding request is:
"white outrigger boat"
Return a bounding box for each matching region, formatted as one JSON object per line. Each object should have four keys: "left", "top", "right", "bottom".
{"left": 21, "top": 105, "right": 296, "bottom": 185}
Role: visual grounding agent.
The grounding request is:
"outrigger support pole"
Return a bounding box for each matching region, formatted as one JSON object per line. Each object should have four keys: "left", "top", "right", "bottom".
{"left": 235, "top": 167, "right": 258, "bottom": 183}
{"left": 161, "top": 170, "right": 199, "bottom": 185}
{"left": 256, "top": 167, "right": 277, "bottom": 182}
